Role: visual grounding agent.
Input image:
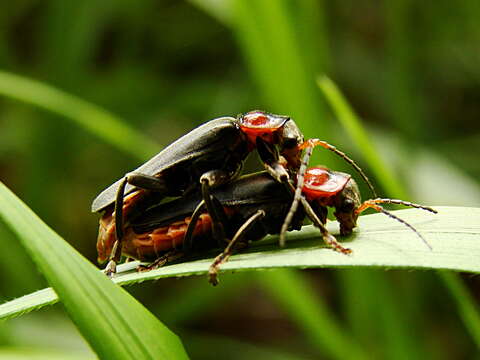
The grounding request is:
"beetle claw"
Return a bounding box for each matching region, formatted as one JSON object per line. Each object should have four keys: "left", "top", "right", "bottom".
{"left": 104, "top": 260, "right": 117, "bottom": 278}
{"left": 208, "top": 267, "right": 220, "bottom": 286}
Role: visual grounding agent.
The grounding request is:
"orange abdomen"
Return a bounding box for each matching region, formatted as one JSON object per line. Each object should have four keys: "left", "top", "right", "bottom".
{"left": 121, "top": 213, "right": 213, "bottom": 261}
{"left": 96, "top": 193, "right": 217, "bottom": 262}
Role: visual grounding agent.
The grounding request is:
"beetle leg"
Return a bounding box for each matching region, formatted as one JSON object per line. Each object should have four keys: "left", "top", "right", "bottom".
{"left": 256, "top": 136, "right": 279, "bottom": 162}
{"left": 107, "top": 173, "right": 170, "bottom": 275}
{"left": 183, "top": 200, "right": 206, "bottom": 252}
{"left": 209, "top": 209, "right": 265, "bottom": 286}
{"left": 256, "top": 137, "right": 290, "bottom": 184}
{"left": 104, "top": 259, "right": 117, "bottom": 277}
{"left": 279, "top": 145, "right": 313, "bottom": 247}
{"left": 185, "top": 169, "right": 234, "bottom": 252}
{"left": 264, "top": 162, "right": 290, "bottom": 185}
{"left": 200, "top": 170, "right": 232, "bottom": 247}
{"left": 211, "top": 195, "right": 230, "bottom": 238}
{"left": 113, "top": 177, "right": 128, "bottom": 250}
{"left": 300, "top": 196, "right": 352, "bottom": 255}
{"left": 125, "top": 172, "right": 169, "bottom": 192}
{"left": 103, "top": 177, "right": 129, "bottom": 276}
{"left": 137, "top": 250, "right": 184, "bottom": 272}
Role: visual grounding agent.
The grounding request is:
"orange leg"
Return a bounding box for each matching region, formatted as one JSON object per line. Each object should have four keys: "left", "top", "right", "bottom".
{"left": 298, "top": 196, "right": 352, "bottom": 255}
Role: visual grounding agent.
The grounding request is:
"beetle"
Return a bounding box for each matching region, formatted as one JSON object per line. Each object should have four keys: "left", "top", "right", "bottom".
{"left": 92, "top": 110, "right": 375, "bottom": 274}
{"left": 289, "top": 165, "right": 437, "bottom": 247}
{"left": 96, "top": 153, "right": 436, "bottom": 285}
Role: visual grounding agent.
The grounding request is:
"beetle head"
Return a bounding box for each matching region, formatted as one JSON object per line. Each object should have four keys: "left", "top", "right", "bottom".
{"left": 278, "top": 118, "right": 304, "bottom": 170}
{"left": 331, "top": 177, "right": 362, "bottom": 236}
{"left": 302, "top": 166, "right": 362, "bottom": 235}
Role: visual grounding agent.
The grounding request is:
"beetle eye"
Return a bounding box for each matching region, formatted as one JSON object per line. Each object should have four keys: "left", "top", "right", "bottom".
{"left": 282, "top": 137, "right": 298, "bottom": 149}
{"left": 280, "top": 119, "right": 303, "bottom": 149}
{"left": 340, "top": 199, "right": 355, "bottom": 213}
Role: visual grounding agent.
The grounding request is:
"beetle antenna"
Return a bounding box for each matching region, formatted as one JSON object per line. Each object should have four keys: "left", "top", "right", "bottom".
{"left": 355, "top": 199, "right": 436, "bottom": 250}
{"left": 356, "top": 198, "right": 438, "bottom": 215}
{"left": 279, "top": 146, "right": 313, "bottom": 247}
{"left": 300, "top": 139, "right": 377, "bottom": 198}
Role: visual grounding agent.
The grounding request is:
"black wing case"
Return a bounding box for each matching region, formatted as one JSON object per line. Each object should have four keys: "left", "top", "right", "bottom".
{"left": 91, "top": 117, "right": 241, "bottom": 212}
{"left": 131, "top": 172, "right": 291, "bottom": 233}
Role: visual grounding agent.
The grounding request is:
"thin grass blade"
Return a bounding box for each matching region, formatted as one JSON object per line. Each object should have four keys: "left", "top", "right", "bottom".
{"left": 0, "top": 70, "right": 158, "bottom": 160}
{"left": 257, "top": 270, "right": 368, "bottom": 360}
{"left": 440, "top": 271, "right": 480, "bottom": 349}
{"left": 317, "top": 75, "right": 407, "bottom": 198}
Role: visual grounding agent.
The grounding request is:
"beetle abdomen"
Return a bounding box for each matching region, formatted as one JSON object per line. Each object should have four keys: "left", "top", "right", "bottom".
{"left": 121, "top": 213, "right": 214, "bottom": 261}
{"left": 97, "top": 211, "right": 214, "bottom": 262}
{"left": 96, "top": 190, "right": 147, "bottom": 262}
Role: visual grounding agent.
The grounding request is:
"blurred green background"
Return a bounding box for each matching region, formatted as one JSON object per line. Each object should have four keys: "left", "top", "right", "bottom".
{"left": 1, "top": 1, "right": 479, "bottom": 359}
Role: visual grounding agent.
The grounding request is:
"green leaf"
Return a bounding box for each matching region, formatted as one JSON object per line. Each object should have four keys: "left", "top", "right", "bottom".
{"left": 2, "top": 206, "right": 479, "bottom": 321}
{"left": 0, "top": 181, "right": 189, "bottom": 360}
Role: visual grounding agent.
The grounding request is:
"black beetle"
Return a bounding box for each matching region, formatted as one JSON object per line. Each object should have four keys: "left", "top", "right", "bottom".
{"left": 92, "top": 110, "right": 375, "bottom": 274}
{"left": 93, "top": 111, "right": 304, "bottom": 273}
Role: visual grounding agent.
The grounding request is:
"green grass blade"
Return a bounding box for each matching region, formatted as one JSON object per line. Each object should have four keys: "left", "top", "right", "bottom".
{"left": 257, "top": 270, "right": 368, "bottom": 360}
{"left": 0, "top": 181, "right": 188, "bottom": 360}
{"left": 0, "top": 70, "right": 158, "bottom": 160}
{"left": 0, "top": 224, "right": 45, "bottom": 295}
{"left": 317, "top": 75, "right": 407, "bottom": 198}
{"left": 0, "top": 288, "right": 58, "bottom": 320}
{"left": 193, "top": 0, "right": 331, "bottom": 145}
{"left": 232, "top": 1, "right": 332, "bottom": 153}
{"left": 440, "top": 271, "right": 480, "bottom": 348}
{"left": 385, "top": 0, "right": 425, "bottom": 140}
{"left": 3, "top": 206, "right": 478, "bottom": 321}
{"left": 345, "top": 270, "right": 427, "bottom": 359}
